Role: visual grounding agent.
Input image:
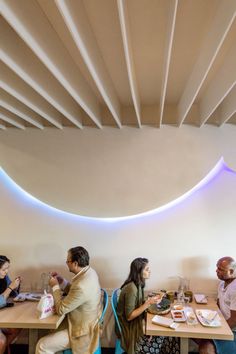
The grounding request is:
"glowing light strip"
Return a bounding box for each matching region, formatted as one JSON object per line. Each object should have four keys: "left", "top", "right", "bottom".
{"left": 0, "top": 157, "right": 232, "bottom": 222}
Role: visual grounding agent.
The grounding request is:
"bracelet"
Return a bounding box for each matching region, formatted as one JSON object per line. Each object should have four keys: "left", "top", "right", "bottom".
{"left": 8, "top": 286, "right": 13, "bottom": 291}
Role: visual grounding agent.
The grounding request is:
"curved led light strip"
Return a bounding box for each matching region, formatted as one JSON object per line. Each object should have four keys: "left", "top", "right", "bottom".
{"left": 0, "top": 157, "right": 234, "bottom": 222}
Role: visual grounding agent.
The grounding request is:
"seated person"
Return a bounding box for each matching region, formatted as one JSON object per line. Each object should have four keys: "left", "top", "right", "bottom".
{"left": 116, "top": 257, "right": 180, "bottom": 354}
{"left": 196, "top": 256, "right": 236, "bottom": 354}
{"left": 0, "top": 255, "right": 21, "bottom": 354}
{"left": 35, "top": 246, "right": 102, "bottom": 354}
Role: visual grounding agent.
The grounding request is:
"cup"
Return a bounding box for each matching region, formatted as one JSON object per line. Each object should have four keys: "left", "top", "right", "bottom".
{"left": 40, "top": 273, "right": 50, "bottom": 293}
{"left": 166, "top": 291, "right": 175, "bottom": 303}
{"left": 184, "top": 290, "right": 193, "bottom": 303}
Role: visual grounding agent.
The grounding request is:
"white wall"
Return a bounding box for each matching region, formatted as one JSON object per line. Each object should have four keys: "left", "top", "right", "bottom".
{"left": 0, "top": 125, "right": 236, "bottom": 295}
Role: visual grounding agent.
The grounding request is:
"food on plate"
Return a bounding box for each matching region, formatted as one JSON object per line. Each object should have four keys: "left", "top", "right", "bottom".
{"left": 198, "top": 310, "right": 217, "bottom": 322}
{"left": 185, "top": 310, "right": 198, "bottom": 325}
{"left": 173, "top": 304, "right": 184, "bottom": 310}
{"left": 171, "top": 309, "right": 186, "bottom": 322}
{"left": 188, "top": 312, "right": 196, "bottom": 321}
{"left": 196, "top": 309, "right": 221, "bottom": 327}
{"left": 147, "top": 297, "right": 171, "bottom": 315}
{"left": 172, "top": 312, "right": 182, "bottom": 318}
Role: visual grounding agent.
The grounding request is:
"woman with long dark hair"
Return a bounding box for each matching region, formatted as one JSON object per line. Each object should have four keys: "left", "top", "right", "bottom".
{"left": 116, "top": 257, "right": 179, "bottom": 354}
{"left": 0, "top": 255, "right": 21, "bottom": 354}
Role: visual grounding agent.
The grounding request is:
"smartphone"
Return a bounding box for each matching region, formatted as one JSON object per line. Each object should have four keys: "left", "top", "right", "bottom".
{"left": 6, "top": 302, "right": 14, "bottom": 307}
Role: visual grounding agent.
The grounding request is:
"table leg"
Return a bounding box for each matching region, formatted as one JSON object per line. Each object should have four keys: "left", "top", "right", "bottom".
{"left": 180, "top": 337, "right": 189, "bottom": 354}
{"left": 28, "top": 329, "right": 38, "bottom": 354}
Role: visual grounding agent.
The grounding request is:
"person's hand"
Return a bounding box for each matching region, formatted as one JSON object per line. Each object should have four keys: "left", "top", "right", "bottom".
{"left": 9, "top": 277, "right": 21, "bottom": 290}
{"left": 49, "top": 276, "right": 59, "bottom": 288}
{"left": 146, "top": 293, "right": 163, "bottom": 306}
{"left": 152, "top": 294, "right": 163, "bottom": 305}
{"left": 50, "top": 272, "right": 64, "bottom": 284}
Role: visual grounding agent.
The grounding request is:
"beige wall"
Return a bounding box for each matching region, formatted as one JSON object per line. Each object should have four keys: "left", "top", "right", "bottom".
{"left": 0, "top": 125, "right": 236, "bottom": 295}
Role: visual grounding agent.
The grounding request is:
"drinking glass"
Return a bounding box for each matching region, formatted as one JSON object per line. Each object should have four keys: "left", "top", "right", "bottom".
{"left": 40, "top": 273, "right": 50, "bottom": 293}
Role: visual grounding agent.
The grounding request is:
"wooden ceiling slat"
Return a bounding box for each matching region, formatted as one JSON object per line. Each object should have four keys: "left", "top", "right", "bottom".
{"left": 0, "top": 0, "right": 235, "bottom": 131}
{"left": 0, "top": 107, "right": 25, "bottom": 129}
{"left": 0, "top": 17, "right": 83, "bottom": 128}
{"left": 1, "top": 63, "right": 63, "bottom": 128}
{"left": 159, "top": 0, "right": 178, "bottom": 127}
{"left": 0, "top": 0, "right": 102, "bottom": 128}
{"left": 55, "top": 0, "right": 122, "bottom": 128}
{"left": 199, "top": 44, "right": 236, "bottom": 126}
{"left": 117, "top": 0, "right": 141, "bottom": 127}
{"left": 218, "top": 84, "right": 236, "bottom": 126}
{"left": 177, "top": 0, "right": 236, "bottom": 126}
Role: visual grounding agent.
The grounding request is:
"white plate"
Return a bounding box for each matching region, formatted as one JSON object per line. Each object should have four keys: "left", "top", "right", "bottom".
{"left": 195, "top": 309, "right": 221, "bottom": 327}
{"left": 13, "top": 293, "right": 26, "bottom": 302}
{"left": 194, "top": 294, "right": 208, "bottom": 304}
{"left": 14, "top": 292, "right": 42, "bottom": 302}
{"left": 25, "top": 293, "right": 42, "bottom": 301}
{"left": 171, "top": 309, "right": 186, "bottom": 322}
{"left": 184, "top": 307, "right": 198, "bottom": 325}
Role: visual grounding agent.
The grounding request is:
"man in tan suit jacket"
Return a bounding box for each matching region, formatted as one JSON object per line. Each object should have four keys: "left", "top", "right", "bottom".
{"left": 35, "top": 246, "right": 102, "bottom": 354}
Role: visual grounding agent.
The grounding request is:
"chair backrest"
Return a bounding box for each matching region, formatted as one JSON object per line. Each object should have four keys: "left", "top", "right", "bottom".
{"left": 111, "top": 288, "right": 122, "bottom": 334}
{"left": 99, "top": 288, "right": 109, "bottom": 324}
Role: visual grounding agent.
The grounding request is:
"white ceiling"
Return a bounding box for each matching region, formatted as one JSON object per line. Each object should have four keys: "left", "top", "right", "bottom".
{"left": 0, "top": 0, "right": 236, "bottom": 130}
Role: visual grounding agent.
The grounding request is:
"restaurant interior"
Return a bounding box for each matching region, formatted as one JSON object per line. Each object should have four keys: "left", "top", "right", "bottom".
{"left": 0, "top": 0, "right": 235, "bottom": 352}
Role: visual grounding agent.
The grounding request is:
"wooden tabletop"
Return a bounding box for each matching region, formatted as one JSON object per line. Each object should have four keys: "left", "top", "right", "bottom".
{"left": 0, "top": 301, "right": 65, "bottom": 329}
{"left": 146, "top": 298, "right": 234, "bottom": 340}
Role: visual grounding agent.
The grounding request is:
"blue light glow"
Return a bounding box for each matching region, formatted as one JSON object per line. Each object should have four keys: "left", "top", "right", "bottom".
{"left": 0, "top": 158, "right": 233, "bottom": 222}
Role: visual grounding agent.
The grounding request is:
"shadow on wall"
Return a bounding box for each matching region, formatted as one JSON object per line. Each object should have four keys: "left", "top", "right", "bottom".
{"left": 181, "top": 256, "right": 218, "bottom": 293}
{"left": 182, "top": 256, "right": 212, "bottom": 278}
{"left": 16, "top": 266, "right": 67, "bottom": 292}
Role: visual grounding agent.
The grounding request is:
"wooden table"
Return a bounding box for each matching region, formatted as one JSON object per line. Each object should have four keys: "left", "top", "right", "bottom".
{"left": 0, "top": 301, "right": 64, "bottom": 354}
{"left": 146, "top": 298, "right": 234, "bottom": 354}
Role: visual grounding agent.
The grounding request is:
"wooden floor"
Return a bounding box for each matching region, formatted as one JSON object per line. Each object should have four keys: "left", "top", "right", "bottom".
{"left": 9, "top": 344, "right": 198, "bottom": 353}
{"left": 9, "top": 345, "right": 115, "bottom": 353}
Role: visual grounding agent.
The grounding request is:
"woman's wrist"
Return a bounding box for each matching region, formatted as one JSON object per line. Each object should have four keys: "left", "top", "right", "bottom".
{"left": 8, "top": 286, "right": 13, "bottom": 291}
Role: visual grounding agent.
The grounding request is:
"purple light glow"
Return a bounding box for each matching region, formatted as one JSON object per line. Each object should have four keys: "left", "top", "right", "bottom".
{"left": 0, "top": 157, "right": 233, "bottom": 222}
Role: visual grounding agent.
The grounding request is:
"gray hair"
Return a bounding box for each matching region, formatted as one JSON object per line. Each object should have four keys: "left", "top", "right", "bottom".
{"left": 218, "top": 256, "right": 236, "bottom": 277}
{"left": 229, "top": 260, "right": 236, "bottom": 276}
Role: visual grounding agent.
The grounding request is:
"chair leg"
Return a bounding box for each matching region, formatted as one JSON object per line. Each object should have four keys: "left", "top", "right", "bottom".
{"left": 93, "top": 339, "right": 101, "bottom": 354}
{"left": 115, "top": 339, "right": 125, "bottom": 354}
{"left": 63, "top": 344, "right": 102, "bottom": 354}
{"left": 93, "top": 346, "right": 101, "bottom": 354}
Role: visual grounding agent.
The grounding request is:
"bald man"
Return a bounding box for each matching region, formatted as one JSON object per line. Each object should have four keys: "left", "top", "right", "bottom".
{"left": 197, "top": 256, "right": 236, "bottom": 354}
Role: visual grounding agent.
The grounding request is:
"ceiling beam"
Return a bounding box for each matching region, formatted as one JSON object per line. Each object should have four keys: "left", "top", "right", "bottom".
{"left": 0, "top": 17, "right": 83, "bottom": 128}
{"left": 177, "top": 0, "right": 236, "bottom": 126}
{"left": 0, "top": 122, "right": 6, "bottom": 130}
{"left": 0, "top": 63, "right": 63, "bottom": 128}
{"left": 0, "top": 89, "right": 44, "bottom": 129}
{"left": 0, "top": 107, "right": 25, "bottom": 129}
{"left": 218, "top": 84, "right": 236, "bottom": 126}
{"left": 199, "top": 44, "right": 236, "bottom": 126}
{"left": 117, "top": 0, "right": 141, "bottom": 127}
{"left": 0, "top": 0, "right": 102, "bottom": 128}
{"left": 55, "top": 0, "right": 122, "bottom": 128}
{"left": 159, "top": 0, "right": 178, "bottom": 127}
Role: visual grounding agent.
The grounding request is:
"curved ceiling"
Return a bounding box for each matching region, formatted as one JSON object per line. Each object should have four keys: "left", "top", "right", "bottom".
{"left": 0, "top": 0, "right": 236, "bottom": 130}
{"left": 0, "top": 157, "right": 233, "bottom": 221}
